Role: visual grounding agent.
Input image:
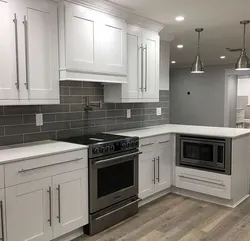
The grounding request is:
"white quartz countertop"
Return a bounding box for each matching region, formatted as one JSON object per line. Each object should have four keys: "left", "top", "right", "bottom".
{"left": 108, "top": 124, "right": 250, "bottom": 139}
{"left": 0, "top": 140, "right": 88, "bottom": 164}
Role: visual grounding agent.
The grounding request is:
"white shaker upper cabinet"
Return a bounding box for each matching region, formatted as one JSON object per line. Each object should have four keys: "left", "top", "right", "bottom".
{"left": 64, "top": 2, "right": 102, "bottom": 73}
{"left": 99, "top": 15, "right": 127, "bottom": 76}
{"left": 59, "top": 1, "right": 127, "bottom": 83}
{"left": 104, "top": 25, "right": 160, "bottom": 103}
{"left": 0, "top": 0, "right": 19, "bottom": 102}
{"left": 20, "top": 0, "right": 59, "bottom": 102}
{"left": 142, "top": 30, "right": 159, "bottom": 100}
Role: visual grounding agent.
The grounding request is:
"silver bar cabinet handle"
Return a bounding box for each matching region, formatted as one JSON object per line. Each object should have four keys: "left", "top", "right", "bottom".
{"left": 140, "top": 43, "right": 144, "bottom": 92}
{"left": 0, "top": 201, "right": 4, "bottom": 241}
{"left": 57, "top": 185, "right": 61, "bottom": 223}
{"left": 141, "top": 142, "right": 154, "bottom": 147}
{"left": 159, "top": 140, "right": 170, "bottom": 144}
{"left": 47, "top": 187, "right": 52, "bottom": 227}
{"left": 152, "top": 158, "right": 156, "bottom": 184}
{"left": 157, "top": 156, "right": 160, "bottom": 182}
{"left": 13, "top": 13, "right": 20, "bottom": 90}
{"left": 178, "top": 175, "right": 225, "bottom": 186}
{"left": 18, "top": 158, "right": 82, "bottom": 173}
{"left": 144, "top": 44, "right": 148, "bottom": 92}
{"left": 23, "top": 15, "right": 29, "bottom": 89}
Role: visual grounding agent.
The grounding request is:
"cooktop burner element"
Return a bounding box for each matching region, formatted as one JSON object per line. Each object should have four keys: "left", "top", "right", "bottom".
{"left": 61, "top": 133, "right": 139, "bottom": 159}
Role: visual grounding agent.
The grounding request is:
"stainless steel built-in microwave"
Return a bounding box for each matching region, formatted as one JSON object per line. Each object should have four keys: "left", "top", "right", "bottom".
{"left": 176, "top": 135, "right": 231, "bottom": 175}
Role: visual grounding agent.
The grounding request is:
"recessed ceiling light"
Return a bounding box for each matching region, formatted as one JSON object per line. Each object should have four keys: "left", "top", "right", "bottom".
{"left": 177, "top": 45, "right": 184, "bottom": 49}
{"left": 220, "top": 56, "right": 226, "bottom": 59}
{"left": 175, "top": 16, "right": 185, "bottom": 22}
{"left": 171, "top": 61, "right": 176, "bottom": 64}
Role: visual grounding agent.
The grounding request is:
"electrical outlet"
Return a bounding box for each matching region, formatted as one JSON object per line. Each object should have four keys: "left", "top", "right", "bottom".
{"left": 127, "top": 109, "right": 131, "bottom": 118}
{"left": 36, "top": 113, "right": 43, "bottom": 126}
{"left": 156, "top": 107, "right": 161, "bottom": 116}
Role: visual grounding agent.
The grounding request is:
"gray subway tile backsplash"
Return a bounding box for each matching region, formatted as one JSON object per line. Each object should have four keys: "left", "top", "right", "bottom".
{"left": 0, "top": 81, "right": 169, "bottom": 146}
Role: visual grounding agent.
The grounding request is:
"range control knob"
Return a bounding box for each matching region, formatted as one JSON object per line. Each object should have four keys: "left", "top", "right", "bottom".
{"left": 100, "top": 147, "right": 105, "bottom": 153}
{"left": 131, "top": 141, "right": 135, "bottom": 147}
{"left": 105, "top": 146, "right": 110, "bottom": 153}
{"left": 135, "top": 140, "right": 139, "bottom": 147}
{"left": 127, "top": 142, "right": 131, "bottom": 148}
{"left": 93, "top": 148, "right": 99, "bottom": 154}
{"left": 110, "top": 145, "right": 115, "bottom": 152}
{"left": 121, "top": 142, "right": 126, "bottom": 149}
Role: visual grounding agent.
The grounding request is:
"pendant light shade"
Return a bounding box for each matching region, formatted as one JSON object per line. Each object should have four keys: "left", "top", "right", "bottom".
{"left": 191, "top": 28, "right": 204, "bottom": 74}
{"left": 235, "top": 20, "right": 250, "bottom": 71}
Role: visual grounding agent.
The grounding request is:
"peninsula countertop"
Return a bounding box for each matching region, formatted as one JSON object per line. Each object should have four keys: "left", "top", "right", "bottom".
{"left": 107, "top": 124, "right": 250, "bottom": 139}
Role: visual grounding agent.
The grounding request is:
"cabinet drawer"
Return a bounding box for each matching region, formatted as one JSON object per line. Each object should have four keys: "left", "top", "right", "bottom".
{"left": 139, "top": 137, "right": 155, "bottom": 153}
{"left": 0, "top": 166, "right": 4, "bottom": 189}
{"left": 155, "top": 134, "right": 171, "bottom": 149}
{"left": 5, "top": 149, "right": 88, "bottom": 187}
{"left": 175, "top": 167, "right": 231, "bottom": 199}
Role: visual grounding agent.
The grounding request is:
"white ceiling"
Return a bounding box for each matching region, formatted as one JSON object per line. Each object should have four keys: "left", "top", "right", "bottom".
{"left": 108, "top": 0, "right": 250, "bottom": 68}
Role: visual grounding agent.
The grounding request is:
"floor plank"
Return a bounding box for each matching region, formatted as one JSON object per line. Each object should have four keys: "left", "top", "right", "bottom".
{"left": 75, "top": 193, "right": 250, "bottom": 241}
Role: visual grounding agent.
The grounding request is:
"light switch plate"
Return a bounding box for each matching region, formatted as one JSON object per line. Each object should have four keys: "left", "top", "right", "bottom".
{"left": 127, "top": 109, "right": 131, "bottom": 118}
{"left": 36, "top": 113, "right": 43, "bottom": 126}
{"left": 156, "top": 107, "right": 162, "bottom": 116}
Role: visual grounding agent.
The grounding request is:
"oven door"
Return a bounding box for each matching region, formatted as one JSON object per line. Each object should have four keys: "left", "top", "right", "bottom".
{"left": 90, "top": 150, "right": 139, "bottom": 213}
{"left": 180, "top": 138, "right": 225, "bottom": 170}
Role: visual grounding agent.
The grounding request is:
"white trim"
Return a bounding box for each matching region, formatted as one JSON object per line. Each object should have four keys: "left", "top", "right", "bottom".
{"left": 54, "top": 0, "right": 165, "bottom": 32}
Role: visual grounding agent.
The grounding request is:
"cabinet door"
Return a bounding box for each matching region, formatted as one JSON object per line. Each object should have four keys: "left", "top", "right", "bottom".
{"left": 21, "top": 0, "right": 59, "bottom": 100}
{"left": 65, "top": 2, "right": 102, "bottom": 72}
{"left": 100, "top": 16, "right": 127, "bottom": 75}
{"left": 52, "top": 169, "right": 88, "bottom": 239}
{"left": 142, "top": 30, "right": 159, "bottom": 100}
{"left": 0, "top": 0, "right": 19, "bottom": 101}
{"left": 6, "top": 178, "right": 53, "bottom": 241}
{"left": 0, "top": 189, "right": 6, "bottom": 241}
{"left": 139, "top": 151, "right": 155, "bottom": 199}
{"left": 155, "top": 148, "right": 171, "bottom": 193}
{"left": 121, "top": 25, "right": 143, "bottom": 100}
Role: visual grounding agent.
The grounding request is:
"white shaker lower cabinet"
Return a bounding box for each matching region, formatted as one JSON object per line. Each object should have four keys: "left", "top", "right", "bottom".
{"left": 52, "top": 169, "right": 88, "bottom": 239}
{"left": 154, "top": 148, "right": 171, "bottom": 193}
{"left": 104, "top": 25, "right": 160, "bottom": 103}
{"left": 6, "top": 178, "right": 53, "bottom": 241}
{"left": 139, "top": 135, "right": 171, "bottom": 200}
{"left": 139, "top": 152, "right": 155, "bottom": 199}
{"left": 0, "top": 189, "right": 6, "bottom": 241}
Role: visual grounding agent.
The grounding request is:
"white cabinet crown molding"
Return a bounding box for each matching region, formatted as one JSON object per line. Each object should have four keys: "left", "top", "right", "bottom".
{"left": 54, "top": 0, "right": 165, "bottom": 32}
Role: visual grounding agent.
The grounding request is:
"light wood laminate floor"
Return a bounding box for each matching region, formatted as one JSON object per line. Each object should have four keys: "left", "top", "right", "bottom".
{"left": 75, "top": 194, "right": 250, "bottom": 241}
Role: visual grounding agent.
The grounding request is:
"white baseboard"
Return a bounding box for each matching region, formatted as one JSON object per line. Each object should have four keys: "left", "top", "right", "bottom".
{"left": 53, "top": 228, "right": 84, "bottom": 241}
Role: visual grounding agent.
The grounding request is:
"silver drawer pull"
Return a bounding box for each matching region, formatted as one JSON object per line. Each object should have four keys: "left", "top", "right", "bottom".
{"left": 95, "top": 198, "right": 141, "bottom": 221}
{"left": 18, "top": 158, "right": 83, "bottom": 173}
{"left": 178, "top": 175, "right": 225, "bottom": 186}
{"left": 158, "top": 140, "right": 170, "bottom": 144}
{"left": 141, "top": 142, "right": 154, "bottom": 147}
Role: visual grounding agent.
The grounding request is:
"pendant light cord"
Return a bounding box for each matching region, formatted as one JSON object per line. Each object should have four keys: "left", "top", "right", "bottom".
{"left": 243, "top": 23, "right": 246, "bottom": 50}
{"left": 197, "top": 32, "right": 200, "bottom": 56}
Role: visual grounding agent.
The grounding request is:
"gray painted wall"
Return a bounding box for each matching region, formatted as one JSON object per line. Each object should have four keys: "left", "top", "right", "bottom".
{"left": 170, "top": 64, "right": 233, "bottom": 127}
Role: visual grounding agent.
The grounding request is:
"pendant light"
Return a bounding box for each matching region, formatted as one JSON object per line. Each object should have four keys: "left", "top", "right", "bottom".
{"left": 235, "top": 20, "right": 250, "bottom": 71}
{"left": 191, "top": 28, "right": 204, "bottom": 74}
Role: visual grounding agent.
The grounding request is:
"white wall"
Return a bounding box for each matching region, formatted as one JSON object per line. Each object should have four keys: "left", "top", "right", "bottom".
{"left": 160, "top": 40, "right": 170, "bottom": 90}
{"left": 237, "top": 77, "right": 250, "bottom": 103}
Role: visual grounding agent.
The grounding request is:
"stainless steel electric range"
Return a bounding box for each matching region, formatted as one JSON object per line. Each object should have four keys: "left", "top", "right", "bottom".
{"left": 61, "top": 133, "right": 141, "bottom": 235}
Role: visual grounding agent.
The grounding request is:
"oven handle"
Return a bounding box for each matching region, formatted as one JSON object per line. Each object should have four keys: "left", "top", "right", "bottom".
{"left": 94, "top": 151, "right": 142, "bottom": 166}
{"left": 95, "top": 198, "right": 141, "bottom": 221}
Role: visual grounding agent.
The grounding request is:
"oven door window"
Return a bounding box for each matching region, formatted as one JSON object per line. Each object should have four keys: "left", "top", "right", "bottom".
{"left": 97, "top": 159, "right": 134, "bottom": 198}
{"left": 183, "top": 142, "right": 214, "bottom": 162}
